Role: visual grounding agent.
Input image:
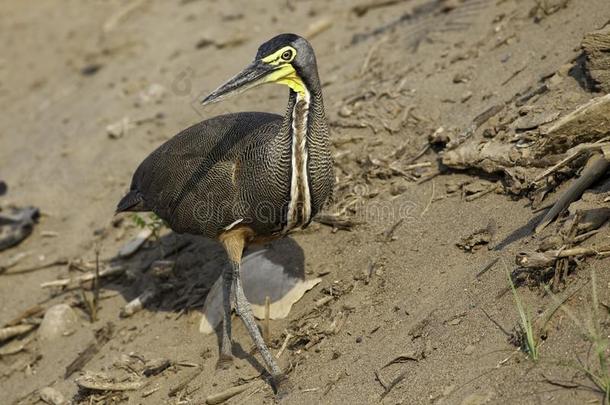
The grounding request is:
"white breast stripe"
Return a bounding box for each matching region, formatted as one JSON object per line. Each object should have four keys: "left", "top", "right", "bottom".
{"left": 224, "top": 218, "right": 244, "bottom": 231}
{"left": 284, "top": 90, "right": 312, "bottom": 233}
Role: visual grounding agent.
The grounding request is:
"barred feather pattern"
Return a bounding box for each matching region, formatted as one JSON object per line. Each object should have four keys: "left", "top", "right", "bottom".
{"left": 118, "top": 88, "right": 334, "bottom": 240}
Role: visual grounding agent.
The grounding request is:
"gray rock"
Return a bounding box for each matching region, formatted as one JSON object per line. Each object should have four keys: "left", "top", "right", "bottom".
{"left": 38, "top": 304, "right": 78, "bottom": 340}
{"left": 39, "top": 386, "right": 67, "bottom": 405}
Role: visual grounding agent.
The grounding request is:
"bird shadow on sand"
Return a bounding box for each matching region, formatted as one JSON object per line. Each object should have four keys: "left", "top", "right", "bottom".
{"left": 104, "top": 232, "right": 307, "bottom": 374}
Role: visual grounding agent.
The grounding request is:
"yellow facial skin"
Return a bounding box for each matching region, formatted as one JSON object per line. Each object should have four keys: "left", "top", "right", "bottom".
{"left": 261, "top": 46, "right": 306, "bottom": 96}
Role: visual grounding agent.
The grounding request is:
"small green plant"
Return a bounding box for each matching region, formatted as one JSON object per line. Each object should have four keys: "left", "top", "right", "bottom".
{"left": 130, "top": 213, "right": 167, "bottom": 255}
{"left": 130, "top": 213, "right": 165, "bottom": 241}
{"left": 550, "top": 271, "right": 610, "bottom": 403}
{"left": 507, "top": 269, "right": 539, "bottom": 361}
{"left": 130, "top": 213, "right": 148, "bottom": 229}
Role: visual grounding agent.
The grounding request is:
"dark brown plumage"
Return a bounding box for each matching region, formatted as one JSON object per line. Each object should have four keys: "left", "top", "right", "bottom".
{"left": 116, "top": 33, "right": 333, "bottom": 394}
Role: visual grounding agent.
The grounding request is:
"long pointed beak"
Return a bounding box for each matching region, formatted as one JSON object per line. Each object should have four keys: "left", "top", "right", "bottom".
{"left": 201, "top": 60, "right": 275, "bottom": 106}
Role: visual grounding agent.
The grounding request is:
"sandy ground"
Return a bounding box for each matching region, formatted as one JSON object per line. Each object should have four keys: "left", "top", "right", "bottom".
{"left": 2, "top": 0, "right": 610, "bottom": 404}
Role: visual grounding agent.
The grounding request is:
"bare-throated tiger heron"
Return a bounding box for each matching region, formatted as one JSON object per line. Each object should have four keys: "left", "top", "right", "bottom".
{"left": 117, "top": 33, "right": 333, "bottom": 392}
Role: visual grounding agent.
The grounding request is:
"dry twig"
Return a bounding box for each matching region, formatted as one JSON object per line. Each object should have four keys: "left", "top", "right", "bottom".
{"left": 1, "top": 256, "right": 66, "bottom": 276}
{"left": 205, "top": 382, "right": 254, "bottom": 404}
{"left": 516, "top": 245, "right": 610, "bottom": 269}
{"left": 275, "top": 332, "right": 293, "bottom": 359}
{"left": 168, "top": 366, "right": 203, "bottom": 397}
{"left": 41, "top": 264, "right": 125, "bottom": 289}
{"left": 75, "top": 374, "right": 144, "bottom": 391}
{"left": 0, "top": 324, "right": 35, "bottom": 342}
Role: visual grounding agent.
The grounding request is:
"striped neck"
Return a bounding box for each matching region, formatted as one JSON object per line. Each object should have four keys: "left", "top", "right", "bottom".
{"left": 283, "top": 89, "right": 312, "bottom": 233}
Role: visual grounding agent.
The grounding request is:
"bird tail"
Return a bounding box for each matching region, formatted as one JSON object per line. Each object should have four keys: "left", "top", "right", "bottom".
{"left": 116, "top": 190, "right": 148, "bottom": 213}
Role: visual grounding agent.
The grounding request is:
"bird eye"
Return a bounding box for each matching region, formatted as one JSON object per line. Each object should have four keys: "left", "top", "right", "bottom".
{"left": 281, "top": 50, "right": 293, "bottom": 61}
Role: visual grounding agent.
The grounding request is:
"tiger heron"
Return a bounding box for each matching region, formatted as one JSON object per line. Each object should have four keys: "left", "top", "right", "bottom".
{"left": 116, "top": 33, "right": 333, "bottom": 391}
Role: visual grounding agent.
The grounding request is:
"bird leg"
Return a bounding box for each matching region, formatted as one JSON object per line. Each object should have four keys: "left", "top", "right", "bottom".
{"left": 219, "top": 228, "right": 288, "bottom": 393}
{"left": 216, "top": 264, "right": 234, "bottom": 369}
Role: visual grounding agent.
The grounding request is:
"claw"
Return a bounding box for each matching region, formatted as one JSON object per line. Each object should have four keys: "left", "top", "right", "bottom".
{"left": 272, "top": 374, "right": 292, "bottom": 401}
{"left": 215, "top": 354, "right": 234, "bottom": 371}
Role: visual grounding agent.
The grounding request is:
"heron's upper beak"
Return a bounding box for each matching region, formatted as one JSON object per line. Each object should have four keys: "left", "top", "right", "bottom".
{"left": 201, "top": 60, "right": 276, "bottom": 106}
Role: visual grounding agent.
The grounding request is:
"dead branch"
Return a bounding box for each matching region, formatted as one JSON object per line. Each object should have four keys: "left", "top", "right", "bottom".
{"left": 516, "top": 245, "right": 610, "bottom": 269}
{"left": 535, "top": 153, "right": 610, "bottom": 233}
{"left": 533, "top": 139, "right": 610, "bottom": 182}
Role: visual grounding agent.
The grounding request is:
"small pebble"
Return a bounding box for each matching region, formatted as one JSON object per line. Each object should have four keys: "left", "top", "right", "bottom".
{"left": 39, "top": 386, "right": 66, "bottom": 405}
{"left": 81, "top": 63, "right": 103, "bottom": 76}
{"left": 338, "top": 105, "right": 352, "bottom": 117}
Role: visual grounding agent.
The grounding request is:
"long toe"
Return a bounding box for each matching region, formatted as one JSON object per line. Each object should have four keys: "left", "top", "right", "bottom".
{"left": 272, "top": 374, "right": 292, "bottom": 402}
{"left": 215, "top": 354, "right": 234, "bottom": 371}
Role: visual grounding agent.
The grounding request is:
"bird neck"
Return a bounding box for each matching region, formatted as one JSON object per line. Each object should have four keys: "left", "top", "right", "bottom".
{"left": 280, "top": 84, "right": 326, "bottom": 232}
{"left": 283, "top": 83, "right": 326, "bottom": 144}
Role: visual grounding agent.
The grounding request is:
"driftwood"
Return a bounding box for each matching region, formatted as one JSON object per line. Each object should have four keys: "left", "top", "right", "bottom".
{"left": 583, "top": 25, "right": 610, "bottom": 92}
{"left": 540, "top": 94, "right": 610, "bottom": 155}
{"left": 442, "top": 139, "right": 522, "bottom": 173}
{"left": 444, "top": 94, "right": 610, "bottom": 182}
{"left": 516, "top": 245, "right": 610, "bottom": 269}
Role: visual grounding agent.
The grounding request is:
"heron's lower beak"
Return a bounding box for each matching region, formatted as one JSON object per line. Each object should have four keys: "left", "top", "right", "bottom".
{"left": 201, "top": 60, "right": 276, "bottom": 106}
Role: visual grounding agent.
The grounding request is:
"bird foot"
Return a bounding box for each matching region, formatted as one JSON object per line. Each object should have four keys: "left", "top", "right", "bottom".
{"left": 215, "top": 354, "right": 234, "bottom": 371}
{"left": 272, "top": 373, "right": 292, "bottom": 401}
